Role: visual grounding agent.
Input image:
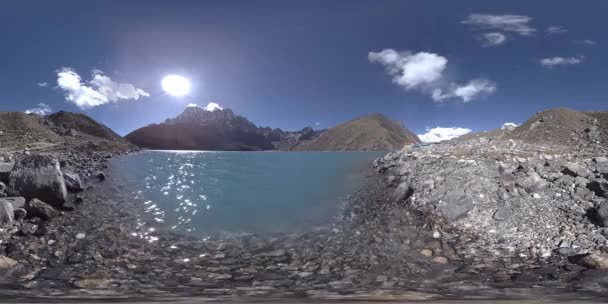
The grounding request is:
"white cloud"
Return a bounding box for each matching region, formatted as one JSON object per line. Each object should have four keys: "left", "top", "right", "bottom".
{"left": 56, "top": 68, "right": 149, "bottom": 109}
{"left": 546, "top": 26, "right": 567, "bottom": 35}
{"left": 462, "top": 14, "right": 535, "bottom": 36}
{"left": 418, "top": 127, "right": 472, "bottom": 143}
{"left": 314, "top": 122, "right": 321, "bottom": 126}
{"left": 574, "top": 39, "right": 596, "bottom": 46}
{"left": 480, "top": 32, "right": 507, "bottom": 47}
{"left": 540, "top": 56, "right": 583, "bottom": 68}
{"left": 501, "top": 122, "right": 518, "bottom": 130}
{"left": 203, "top": 102, "right": 223, "bottom": 112}
{"left": 37, "top": 82, "right": 48, "bottom": 87}
{"left": 432, "top": 79, "right": 497, "bottom": 103}
{"left": 24, "top": 103, "right": 52, "bottom": 115}
{"left": 368, "top": 50, "right": 447, "bottom": 89}
{"left": 187, "top": 103, "right": 198, "bottom": 108}
{"left": 369, "top": 49, "right": 496, "bottom": 103}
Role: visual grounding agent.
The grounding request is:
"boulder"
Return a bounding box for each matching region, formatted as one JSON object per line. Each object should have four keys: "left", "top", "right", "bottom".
{"left": 588, "top": 180, "right": 608, "bottom": 198}
{"left": 570, "top": 252, "right": 608, "bottom": 270}
{"left": 95, "top": 171, "right": 106, "bottom": 181}
{"left": 594, "top": 201, "right": 608, "bottom": 227}
{"left": 441, "top": 190, "right": 474, "bottom": 222}
{"left": 0, "top": 162, "right": 13, "bottom": 184}
{"left": 0, "top": 197, "right": 25, "bottom": 209}
{"left": 63, "top": 172, "right": 84, "bottom": 192}
{"left": 0, "top": 182, "right": 6, "bottom": 194}
{"left": 562, "top": 162, "right": 590, "bottom": 178}
{"left": 7, "top": 155, "right": 67, "bottom": 207}
{"left": 0, "top": 200, "right": 13, "bottom": 226}
{"left": 26, "top": 198, "right": 59, "bottom": 220}
{"left": 0, "top": 256, "right": 17, "bottom": 270}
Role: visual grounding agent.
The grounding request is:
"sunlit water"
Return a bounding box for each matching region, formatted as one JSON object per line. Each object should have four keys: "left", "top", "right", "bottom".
{"left": 107, "top": 150, "right": 384, "bottom": 236}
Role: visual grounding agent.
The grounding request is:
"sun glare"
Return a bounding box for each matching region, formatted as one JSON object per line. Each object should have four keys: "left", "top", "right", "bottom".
{"left": 161, "top": 74, "right": 191, "bottom": 97}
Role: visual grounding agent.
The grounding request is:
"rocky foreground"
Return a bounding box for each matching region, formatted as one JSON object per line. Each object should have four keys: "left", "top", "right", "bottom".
{"left": 1, "top": 108, "right": 608, "bottom": 301}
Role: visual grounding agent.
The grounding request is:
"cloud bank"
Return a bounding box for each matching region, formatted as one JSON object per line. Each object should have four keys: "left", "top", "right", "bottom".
{"left": 25, "top": 103, "right": 52, "bottom": 115}
{"left": 56, "top": 68, "right": 149, "bottom": 109}
{"left": 462, "top": 14, "right": 535, "bottom": 36}
{"left": 418, "top": 127, "right": 472, "bottom": 143}
{"left": 369, "top": 49, "right": 496, "bottom": 102}
{"left": 540, "top": 56, "right": 583, "bottom": 68}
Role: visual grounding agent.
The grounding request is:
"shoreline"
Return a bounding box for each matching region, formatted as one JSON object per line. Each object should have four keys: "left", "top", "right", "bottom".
{"left": 1, "top": 145, "right": 608, "bottom": 301}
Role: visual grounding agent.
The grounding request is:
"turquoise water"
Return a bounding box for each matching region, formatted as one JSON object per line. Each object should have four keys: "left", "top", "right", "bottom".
{"left": 108, "top": 151, "right": 385, "bottom": 236}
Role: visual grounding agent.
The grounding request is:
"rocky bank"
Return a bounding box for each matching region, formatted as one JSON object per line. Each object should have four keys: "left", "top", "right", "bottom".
{"left": 1, "top": 108, "right": 608, "bottom": 301}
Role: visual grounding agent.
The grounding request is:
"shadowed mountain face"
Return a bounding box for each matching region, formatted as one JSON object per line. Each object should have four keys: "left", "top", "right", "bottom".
{"left": 126, "top": 107, "right": 418, "bottom": 151}
{"left": 292, "top": 114, "right": 421, "bottom": 151}
{"left": 126, "top": 107, "right": 277, "bottom": 151}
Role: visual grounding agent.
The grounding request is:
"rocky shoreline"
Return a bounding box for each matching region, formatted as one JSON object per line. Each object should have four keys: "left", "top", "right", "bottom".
{"left": 0, "top": 139, "right": 608, "bottom": 301}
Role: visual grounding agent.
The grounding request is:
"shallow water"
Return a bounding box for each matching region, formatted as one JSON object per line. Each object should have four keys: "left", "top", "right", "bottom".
{"left": 107, "top": 150, "right": 384, "bottom": 236}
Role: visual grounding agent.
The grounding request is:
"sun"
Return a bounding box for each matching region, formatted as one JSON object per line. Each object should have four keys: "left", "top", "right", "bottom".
{"left": 161, "top": 74, "right": 191, "bottom": 97}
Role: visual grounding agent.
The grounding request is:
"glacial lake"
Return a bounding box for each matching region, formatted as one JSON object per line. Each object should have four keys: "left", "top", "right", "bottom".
{"left": 106, "top": 151, "right": 385, "bottom": 236}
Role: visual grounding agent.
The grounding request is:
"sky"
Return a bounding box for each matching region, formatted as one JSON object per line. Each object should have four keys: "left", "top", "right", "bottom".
{"left": 1, "top": 1, "right": 606, "bottom": 140}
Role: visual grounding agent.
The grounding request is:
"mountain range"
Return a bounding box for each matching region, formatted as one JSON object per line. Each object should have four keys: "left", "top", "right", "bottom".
{"left": 125, "top": 105, "right": 419, "bottom": 151}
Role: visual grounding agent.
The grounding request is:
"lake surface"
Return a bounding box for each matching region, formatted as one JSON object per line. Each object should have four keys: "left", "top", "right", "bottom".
{"left": 107, "top": 151, "right": 385, "bottom": 236}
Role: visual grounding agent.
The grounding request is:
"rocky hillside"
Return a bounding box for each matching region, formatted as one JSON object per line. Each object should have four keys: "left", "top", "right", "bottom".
{"left": 506, "top": 108, "right": 603, "bottom": 146}
{"left": 126, "top": 106, "right": 326, "bottom": 151}
{"left": 47, "top": 111, "right": 123, "bottom": 141}
{"left": 293, "top": 114, "right": 420, "bottom": 151}
{"left": 0, "top": 112, "right": 136, "bottom": 158}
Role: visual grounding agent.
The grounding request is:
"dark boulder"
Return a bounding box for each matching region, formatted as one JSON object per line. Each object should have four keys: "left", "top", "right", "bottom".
{"left": 7, "top": 155, "right": 67, "bottom": 207}
{"left": 588, "top": 180, "right": 608, "bottom": 198}
{"left": 63, "top": 172, "right": 84, "bottom": 192}
{"left": 0, "top": 163, "right": 13, "bottom": 184}
{"left": 0, "top": 200, "right": 13, "bottom": 226}
{"left": 25, "top": 198, "right": 59, "bottom": 221}
{"left": 594, "top": 201, "right": 608, "bottom": 227}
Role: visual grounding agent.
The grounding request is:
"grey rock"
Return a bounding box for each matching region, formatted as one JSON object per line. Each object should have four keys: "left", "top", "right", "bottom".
{"left": 0, "top": 200, "right": 14, "bottom": 226}
{"left": 393, "top": 181, "right": 413, "bottom": 201}
{"left": 26, "top": 198, "right": 59, "bottom": 220}
{"left": 0, "top": 162, "right": 13, "bottom": 184}
{"left": 0, "top": 197, "right": 25, "bottom": 209}
{"left": 0, "top": 256, "right": 18, "bottom": 270}
{"left": 13, "top": 208, "right": 26, "bottom": 221}
{"left": 7, "top": 155, "right": 67, "bottom": 207}
{"left": 63, "top": 172, "right": 84, "bottom": 192}
{"left": 493, "top": 206, "right": 512, "bottom": 221}
{"left": 570, "top": 252, "right": 608, "bottom": 270}
{"left": 0, "top": 182, "right": 6, "bottom": 194}
{"left": 562, "top": 162, "right": 590, "bottom": 178}
{"left": 95, "top": 171, "right": 106, "bottom": 181}
{"left": 441, "top": 190, "right": 473, "bottom": 222}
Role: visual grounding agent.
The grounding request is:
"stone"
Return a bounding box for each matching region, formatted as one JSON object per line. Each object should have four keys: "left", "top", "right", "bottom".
{"left": 13, "top": 208, "right": 26, "bottom": 221}
{"left": 0, "top": 256, "right": 18, "bottom": 270}
{"left": 594, "top": 157, "right": 608, "bottom": 163}
{"left": 393, "top": 181, "right": 413, "bottom": 201}
{"left": 0, "top": 197, "right": 25, "bottom": 209}
{"left": 433, "top": 256, "right": 448, "bottom": 264}
{"left": 63, "top": 172, "right": 84, "bottom": 192}
{"left": 0, "top": 200, "right": 14, "bottom": 226}
{"left": 570, "top": 252, "right": 608, "bottom": 270}
{"left": 26, "top": 198, "right": 59, "bottom": 220}
{"left": 74, "top": 278, "right": 113, "bottom": 289}
{"left": 562, "top": 162, "right": 590, "bottom": 178}
{"left": 493, "top": 206, "right": 512, "bottom": 221}
{"left": 593, "top": 201, "right": 608, "bottom": 227}
{"left": 0, "top": 182, "right": 5, "bottom": 194}
{"left": 95, "top": 171, "right": 106, "bottom": 181}
{"left": 441, "top": 190, "right": 474, "bottom": 222}
{"left": 7, "top": 155, "right": 67, "bottom": 207}
{"left": 0, "top": 162, "right": 13, "bottom": 184}
{"left": 588, "top": 180, "right": 608, "bottom": 198}
{"left": 258, "top": 249, "right": 286, "bottom": 258}
{"left": 420, "top": 249, "right": 433, "bottom": 257}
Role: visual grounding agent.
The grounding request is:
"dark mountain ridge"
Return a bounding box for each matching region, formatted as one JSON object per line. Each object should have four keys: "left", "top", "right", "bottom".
{"left": 126, "top": 106, "right": 419, "bottom": 151}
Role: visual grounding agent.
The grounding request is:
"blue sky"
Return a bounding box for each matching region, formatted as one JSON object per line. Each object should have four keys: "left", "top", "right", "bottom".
{"left": 1, "top": 1, "right": 606, "bottom": 138}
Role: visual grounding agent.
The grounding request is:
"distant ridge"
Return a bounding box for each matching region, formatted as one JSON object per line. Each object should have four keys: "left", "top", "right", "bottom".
{"left": 292, "top": 113, "right": 420, "bottom": 151}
